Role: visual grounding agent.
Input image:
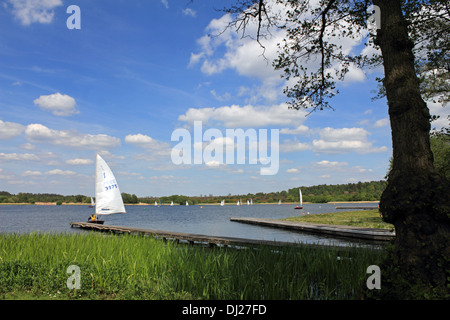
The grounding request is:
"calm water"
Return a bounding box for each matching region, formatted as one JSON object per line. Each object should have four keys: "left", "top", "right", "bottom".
{"left": 0, "top": 203, "right": 378, "bottom": 246}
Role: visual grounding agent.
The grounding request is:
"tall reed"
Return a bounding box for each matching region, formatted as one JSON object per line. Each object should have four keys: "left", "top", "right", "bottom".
{"left": 0, "top": 232, "right": 385, "bottom": 299}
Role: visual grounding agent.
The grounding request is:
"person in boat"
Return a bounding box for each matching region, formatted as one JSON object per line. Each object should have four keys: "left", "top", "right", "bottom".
{"left": 88, "top": 214, "right": 97, "bottom": 222}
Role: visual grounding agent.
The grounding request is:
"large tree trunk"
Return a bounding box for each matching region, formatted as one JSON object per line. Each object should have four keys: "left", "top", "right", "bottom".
{"left": 372, "top": 0, "right": 450, "bottom": 299}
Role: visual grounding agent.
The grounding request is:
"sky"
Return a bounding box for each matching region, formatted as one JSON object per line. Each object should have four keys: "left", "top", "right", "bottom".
{"left": 0, "top": 0, "right": 448, "bottom": 197}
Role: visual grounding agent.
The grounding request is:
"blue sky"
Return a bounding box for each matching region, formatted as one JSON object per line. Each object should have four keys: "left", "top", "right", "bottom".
{"left": 0, "top": 0, "right": 447, "bottom": 197}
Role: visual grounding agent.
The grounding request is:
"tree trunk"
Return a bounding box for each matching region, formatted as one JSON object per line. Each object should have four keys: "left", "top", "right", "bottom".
{"left": 372, "top": 0, "right": 450, "bottom": 299}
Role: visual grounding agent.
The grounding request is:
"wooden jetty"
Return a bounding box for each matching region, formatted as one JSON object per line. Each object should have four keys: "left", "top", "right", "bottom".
{"left": 230, "top": 217, "right": 395, "bottom": 241}
{"left": 335, "top": 206, "right": 378, "bottom": 210}
{"left": 70, "top": 222, "right": 318, "bottom": 248}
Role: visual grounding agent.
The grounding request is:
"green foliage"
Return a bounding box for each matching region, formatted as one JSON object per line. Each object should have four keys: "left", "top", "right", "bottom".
{"left": 0, "top": 180, "right": 387, "bottom": 205}
{"left": 430, "top": 133, "right": 450, "bottom": 180}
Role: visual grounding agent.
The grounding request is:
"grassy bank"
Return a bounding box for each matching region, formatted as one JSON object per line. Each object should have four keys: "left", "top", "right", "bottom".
{"left": 0, "top": 232, "right": 385, "bottom": 300}
{"left": 282, "top": 210, "right": 394, "bottom": 231}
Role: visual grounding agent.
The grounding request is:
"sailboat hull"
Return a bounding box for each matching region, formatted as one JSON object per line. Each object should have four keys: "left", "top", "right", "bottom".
{"left": 294, "top": 206, "right": 303, "bottom": 209}
{"left": 88, "top": 220, "right": 104, "bottom": 224}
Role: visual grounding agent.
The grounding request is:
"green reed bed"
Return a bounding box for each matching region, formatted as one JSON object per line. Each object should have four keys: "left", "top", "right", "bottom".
{"left": 0, "top": 232, "right": 385, "bottom": 300}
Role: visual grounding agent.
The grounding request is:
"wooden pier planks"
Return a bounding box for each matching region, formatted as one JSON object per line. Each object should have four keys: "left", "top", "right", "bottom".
{"left": 229, "top": 217, "right": 395, "bottom": 241}
{"left": 70, "top": 222, "right": 313, "bottom": 248}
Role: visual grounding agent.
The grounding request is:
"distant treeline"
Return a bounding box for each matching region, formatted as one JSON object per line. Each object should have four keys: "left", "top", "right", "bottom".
{"left": 0, "top": 180, "right": 386, "bottom": 204}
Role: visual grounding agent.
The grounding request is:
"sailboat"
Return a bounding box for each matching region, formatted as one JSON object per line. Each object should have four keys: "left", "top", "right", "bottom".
{"left": 220, "top": 199, "right": 225, "bottom": 206}
{"left": 89, "top": 197, "right": 95, "bottom": 208}
{"left": 88, "top": 154, "right": 126, "bottom": 224}
{"left": 278, "top": 199, "right": 281, "bottom": 205}
{"left": 170, "top": 201, "right": 174, "bottom": 206}
{"left": 186, "top": 201, "right": 189, "bottom": 206}
{"left": 294, "top": 188, "right": 303, "bottom": 209}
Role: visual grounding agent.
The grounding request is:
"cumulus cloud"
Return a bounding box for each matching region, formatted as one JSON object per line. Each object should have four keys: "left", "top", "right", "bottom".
{"left": 179, "top": 103, "right": 307, "bottom": 128}
{"left": 280, "top": 125, "right": 309, "bottom": 135}
{"left": 0, "top": 120, "right": 25, "bottom": 139}
{"left": 314, "top": 160, "right": 349, "bottom": 168}
{"left": 182, "top": 8, "right": 196, "bottom": 17}
{"left": 125, "top": 133, "right": 172, "bottom": 159}
{"left": 66, "top": 158, "right": 94, "bottom": 165}
{"left": 280, "top": 140, "right": 311, "bottom": 153}
{"left": 373, "top": 118, "right": 389, "bottom": 128}
{"left": 33, "top": 93, "right": 79, "bottom": 116}
{"left": 7, "top": 0, "right": 63, "bottom": 26}
{"left": 46, "top": 169, "right": 76, "bottom": 175}
{"left": 25, "top": 123, "right": 121, "bottom": 149}
{"left": 0, "top": 152, "right": 39, "bottom": 161}
{"left": 22, "top": 170, "right": 43, "bottom": 176}
{"left": 278, "top": 126, "right": 389, "bottom": 155}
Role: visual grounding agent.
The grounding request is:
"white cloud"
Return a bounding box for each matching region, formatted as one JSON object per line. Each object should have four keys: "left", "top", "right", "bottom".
{"left": 312, "top": 139, "right": 388, "bottom": 154}
{"left": 125, "top": 133, "right": 170, "bottom": 152}
{"left": 314, "top": 160, "right": 348, "bottom": 168}
{"left": 22, "top": 170, "right": 42, "bottom": 176}
{"left": 312, "top": 127, "right": 389, "bottom": 154}
{"left": 373, "top": 118, "right": 389, "bottom": 128}
{"left": 160, "top": 0, "right": 168, "bottom": 9}
{"left": 25, "top": 123, "right": 121, "bottom": 149}
{"left": 280, "top": 125, "right": 309, "bottom": 135}
{"left": 66, "top": 158, "right": 93, "bottom": 165}
{"left": 125, "top": 133, "right": 172, "bottom": 160}
{"left": 179, "top": 103, "right": 307, "bottom": 128}
{"left": 319, "top": 127, "right": 369, "bottom": 142}
{"left": 286, "top": 168, "right": 299, "bottom": 173}
{"left": 182, "top": 8, "right": 196, "bottom": 17}
{"left": 0, "top": 120, "right": 24, "bottom": 139}
{"left": 46, "top": 169, "right": 76, "bottom": 175}
{"left": 8, "top": 0, "right": 63, "bottom": 26}
{"left": 33, "top": 93, "right": 79, "bottom": 116}
{"left": 280, "top": 140, "right": 311, "bottom": 153}
{"left": 0, "top": 152, "right": 39, "bottom": 161}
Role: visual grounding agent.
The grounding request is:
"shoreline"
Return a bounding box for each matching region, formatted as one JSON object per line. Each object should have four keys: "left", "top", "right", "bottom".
{"left": 0, "top": 200, "right": 380, "bottom": 206}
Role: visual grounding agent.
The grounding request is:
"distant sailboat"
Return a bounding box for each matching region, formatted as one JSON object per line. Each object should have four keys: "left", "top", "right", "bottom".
{"left": 89, "top": 154, "right": 126, "bottom": 224}
{"left": 186, "top": 201, "right": 189, "bottom": 206}
{"left": 220, "top": 199, "right": 225, "bottom": 206}
{"left": 89, "top": 197, "right": 95, "bottom": 208}
{"left": 278, "top": 199, "right": 281, "bottom": 205}
{"left": 295, "top": 188, "right": 303, "bottom": 210}
{"left": 237, "top": 200, "right": 240, "bottom": 206}
{"left": 247, "top": 199, "right": 250, "bottom": 205}
{"left": 155, "top": 201, "right": 158, "bottom": 206}
{"left": 170, "top": 201, "right": 174, "bottom": 206}
{"left": 250, "top": 198, "right": 253, "bottom": 205}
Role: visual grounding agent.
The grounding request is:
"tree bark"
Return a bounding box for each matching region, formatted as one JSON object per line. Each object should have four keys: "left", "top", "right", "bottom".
{"left": 372, "top": 0, "right": 450, "bottom": 298}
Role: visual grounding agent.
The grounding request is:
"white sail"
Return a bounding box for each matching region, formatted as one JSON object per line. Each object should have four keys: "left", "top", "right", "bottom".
{"left": 155, "top": 201, "right": 157, "bottom": 206}
{"left": 95, "top": 154, "right": 126, "bottom": 215}
{"left": 186, "top": 201, "right": 189, "bottom": 206}
{"left": 91, "top": 197, "right": 95, "bottom": 206}
{"left": 220, "top": 199, "right": 224, "bottom": 206}
{"left": 170, "top": 201, "right": 174, "bottom": 206}
{"left": 250, "top": 199, "right": 253, "bottom": 205}
{"left": 247, "top": 199, "right": 250, "bottom": 205}
{"left": 278, "top": 199, "right": 281, "bottom": 205}
{"left": 299, "top": 188, "right": 303, "bottom": 207}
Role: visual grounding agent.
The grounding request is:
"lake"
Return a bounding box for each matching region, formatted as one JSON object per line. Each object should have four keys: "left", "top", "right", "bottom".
{"left": 0, "top": 203, "right": 378, "bottom": 246}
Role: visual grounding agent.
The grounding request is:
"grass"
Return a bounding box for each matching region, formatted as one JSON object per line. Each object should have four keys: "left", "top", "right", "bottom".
{"left": 282, "top": 210, "right": 394, "bottom": 231}
{"left": 0, "top": 232, "right": 385, "bottom": 300}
